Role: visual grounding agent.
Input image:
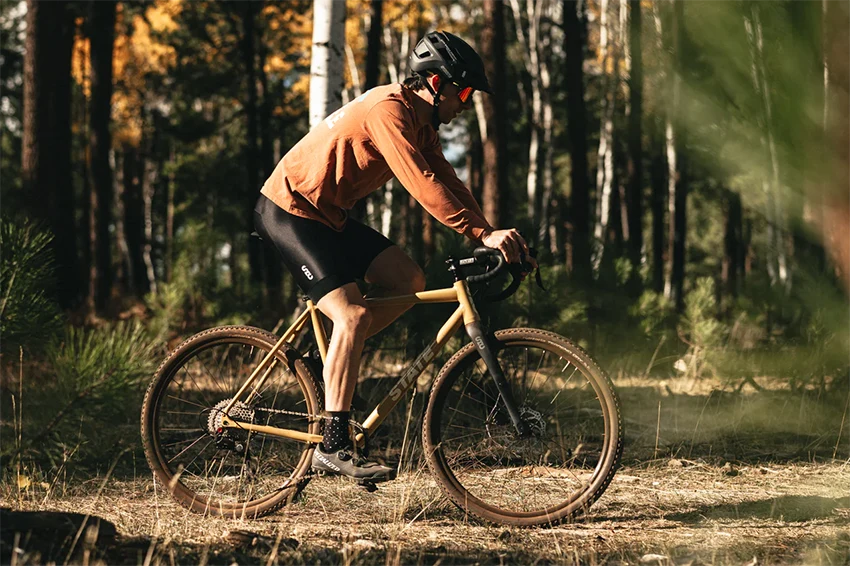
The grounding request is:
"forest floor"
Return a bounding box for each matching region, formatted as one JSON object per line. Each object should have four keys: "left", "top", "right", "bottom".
{"left": 3, "top": 374, "right": 849, "bottom": 565}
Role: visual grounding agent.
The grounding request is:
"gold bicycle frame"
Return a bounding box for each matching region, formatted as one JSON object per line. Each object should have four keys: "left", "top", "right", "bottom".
{"left": 219, "top": 279, "right": 481, "bottom": 445}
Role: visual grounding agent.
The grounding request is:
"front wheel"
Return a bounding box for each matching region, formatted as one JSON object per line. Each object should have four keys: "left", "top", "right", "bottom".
{"left": 423, "top": 328, "right": 622, "bottom": 526}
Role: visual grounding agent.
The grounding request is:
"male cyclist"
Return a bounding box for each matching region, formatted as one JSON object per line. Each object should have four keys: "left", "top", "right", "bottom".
{"left": 254, "top": 31, "right": 533, "bottom": 481}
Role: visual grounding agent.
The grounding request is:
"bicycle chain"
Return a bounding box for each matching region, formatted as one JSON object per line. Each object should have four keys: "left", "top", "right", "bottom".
{"left": 252, "top": 406, "right": 363, "bottom": 429}
{"left": 253, "top": 406, "right": 322, "bottom": 420}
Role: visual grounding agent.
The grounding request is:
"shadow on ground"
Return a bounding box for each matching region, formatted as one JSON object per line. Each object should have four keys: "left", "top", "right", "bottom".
{"left": 665, "top": 495, "right": 850, "bottom": 523}
{"left": 616, "top": 384, "right": 848, "bottom": 464}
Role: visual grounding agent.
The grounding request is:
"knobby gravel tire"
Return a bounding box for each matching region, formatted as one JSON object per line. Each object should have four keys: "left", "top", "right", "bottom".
{"left": 141, "top": 326, "right": 322, "bottom": 519}
{"left": 423, "top": 328, "right": 622, "bottom": 527}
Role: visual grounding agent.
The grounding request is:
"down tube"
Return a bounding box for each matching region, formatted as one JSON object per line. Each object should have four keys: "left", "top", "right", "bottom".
{"left": 359, "top": 305, "right": 465, "bottom": 436}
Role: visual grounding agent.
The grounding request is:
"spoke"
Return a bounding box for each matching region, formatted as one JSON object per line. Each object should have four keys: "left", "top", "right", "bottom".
{"left": 178, "top": 364, "right": 215, "bottom": 408}
{"left": 196, "top": 351, "right": 230, "bottom": 398}
{"left": 167, "top": 394, "right": 207, "bottom": 410}
{"left": 167, "top": 433, "right": 211, "bottom": 464}
{"left": 437, "top": 342, "right": 611, "bottom": 517}
{"left": 446, "top": 405, "right": 487, "bottom": 422}
{"left": 179, "top": 437, "right": 218, "bottom": 475}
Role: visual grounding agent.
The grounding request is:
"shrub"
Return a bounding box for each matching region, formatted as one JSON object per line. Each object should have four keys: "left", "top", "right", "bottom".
{"left": 9, "top": 321, "right": 160, "bottom": 470}
{"left": 0, "top": 218, "right": 63, "bottom": 354}
{"left": 677, "top": 277, "right": 726, "bottom": 378}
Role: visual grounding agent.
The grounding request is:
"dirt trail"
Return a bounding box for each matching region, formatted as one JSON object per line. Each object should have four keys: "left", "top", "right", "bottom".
{"left": 3, "top": 462, "right": 849, "bottom": 565}
{"left": 4, "top": 376, "right": 848, "bottom": 565}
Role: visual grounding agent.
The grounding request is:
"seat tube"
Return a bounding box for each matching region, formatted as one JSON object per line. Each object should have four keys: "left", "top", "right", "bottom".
{"left": 457, "top": 282, "right": 530, "bottom": 437}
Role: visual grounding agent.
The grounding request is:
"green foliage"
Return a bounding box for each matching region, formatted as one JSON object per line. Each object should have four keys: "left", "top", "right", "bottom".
{"left": 146, "top": 220, "right": 254, "bottom": 337}
{"left": 676, "top": 277, "right": 725, "bottom": 378}
{"left": 47, "top": 321, "right": 159, "bottom": 402}
{"left": 0, "top": 218, "right": 63, "bottom": 354}
{"left": 681, "top": 277, "right": 724, "bottom": 351}
{"left": 11, "top": 321, "right": 161, "bottom": 470}
{"left": 630, "top": 290, "right": 675, "bottom": 338}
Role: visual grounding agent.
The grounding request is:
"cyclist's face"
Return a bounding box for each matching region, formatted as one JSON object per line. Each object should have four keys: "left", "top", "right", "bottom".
{"left": 429, "top": 76, "right": 473, "bottom": 124}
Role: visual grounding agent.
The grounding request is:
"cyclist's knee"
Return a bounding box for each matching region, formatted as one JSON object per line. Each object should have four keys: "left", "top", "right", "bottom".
{"left": 336, "top": 304, "right": 372, "bottom": 335}
{"left": 388, "top": 265, "right": 425, "bottom": 295}
{"left": 409, "top": 267, "right": 426, "bottom": 294}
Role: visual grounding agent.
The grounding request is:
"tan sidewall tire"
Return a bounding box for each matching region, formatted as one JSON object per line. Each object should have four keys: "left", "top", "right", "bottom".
{"left": 140, "top": 325, "right": 322, "bottom": 518}
{"left": 423, "top": 328, "right": 623, "bottom": 527}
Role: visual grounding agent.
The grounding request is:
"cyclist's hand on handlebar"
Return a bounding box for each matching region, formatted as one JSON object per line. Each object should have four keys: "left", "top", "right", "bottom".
{"left": 481, "top": 228, "right": 538, "bottom": 268}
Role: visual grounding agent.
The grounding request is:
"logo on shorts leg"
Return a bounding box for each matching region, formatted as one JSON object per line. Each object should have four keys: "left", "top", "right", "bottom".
{"left": 301, "top": 265, "right": 314, "bottom": 281}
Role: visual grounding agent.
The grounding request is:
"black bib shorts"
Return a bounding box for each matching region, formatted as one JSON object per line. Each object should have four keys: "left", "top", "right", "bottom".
{"left": 254, "top": 194, "right": 394, "bottom": 303}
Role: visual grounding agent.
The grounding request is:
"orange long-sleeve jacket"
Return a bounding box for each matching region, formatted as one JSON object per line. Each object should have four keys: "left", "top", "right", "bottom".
{"left": 260, "top": 84, "right": 493, "bottom": 241}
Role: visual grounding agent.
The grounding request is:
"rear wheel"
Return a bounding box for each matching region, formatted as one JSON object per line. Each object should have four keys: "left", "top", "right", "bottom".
{"left": 423, "top": 328, "right": 622, "bottom": 526}
{"left": 141, "top": 326, "right": 322, "bottom": 518}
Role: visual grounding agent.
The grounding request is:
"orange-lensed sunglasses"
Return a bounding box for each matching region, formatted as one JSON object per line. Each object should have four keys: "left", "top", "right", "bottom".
{"left": 453, "top": 82, "right": 475, "bottom": 103}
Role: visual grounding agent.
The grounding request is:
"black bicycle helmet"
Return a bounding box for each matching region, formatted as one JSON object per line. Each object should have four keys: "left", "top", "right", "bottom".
{"left": 410, "top": 31, "right": 492, "bottom": 94}
{"left": 409, "top": 31, "right": 491, "bottom": 129}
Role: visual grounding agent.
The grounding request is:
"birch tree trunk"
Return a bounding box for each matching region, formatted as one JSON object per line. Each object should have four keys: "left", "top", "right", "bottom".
{"left": 668, "top": 0, "right": 687, "bottom": 310}
{"left": 310, "top": 0, "right": 346, "bottom": 128}
{"left": 141, "top": 110, "right": 158, "bottom": 296}
{"left": 650, "top": 117, "right": 666, "bottom": 293}
{"left": 592, "top": 0, "right": 616, "bottom": 273}
{"left": 745, "top": 5, "right": 789, "bottom": 292}
{"left": 538, "top": 2, "right": 557, "bottom": 252}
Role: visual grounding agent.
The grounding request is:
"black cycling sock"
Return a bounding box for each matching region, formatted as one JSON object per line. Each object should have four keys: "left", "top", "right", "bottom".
{"left": 322, "top": 411, "right": 351, "bottom": 452}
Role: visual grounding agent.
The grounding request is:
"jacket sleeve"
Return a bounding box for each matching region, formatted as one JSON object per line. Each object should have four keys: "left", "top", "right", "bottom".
{"left": 419, "top": 129, "right": 491, "bottom": 229}
{"left": 363, "top": 100, "right": 494, "bottom": 240}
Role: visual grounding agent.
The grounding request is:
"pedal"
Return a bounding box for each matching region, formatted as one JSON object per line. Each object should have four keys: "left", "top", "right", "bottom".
{"left": 357, "top": 480, "right": 378, "bottom": 493}
{"left": 315, "top": 469, "right": 327, "bottom": 477}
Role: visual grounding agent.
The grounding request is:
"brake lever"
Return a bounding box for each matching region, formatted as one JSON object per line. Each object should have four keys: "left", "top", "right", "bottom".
{"left": 520, "top": 247, "right": 546, "bottom": 291}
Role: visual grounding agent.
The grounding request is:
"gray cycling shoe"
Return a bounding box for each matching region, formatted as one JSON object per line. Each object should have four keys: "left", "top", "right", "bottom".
{"left": 312, "top": 444, "right": 396, "bottom": 481}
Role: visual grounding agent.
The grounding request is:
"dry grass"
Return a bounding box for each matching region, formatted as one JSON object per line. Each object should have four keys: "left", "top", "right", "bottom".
{"left": 3, "top": 461, "right": 849, "bottom": 565}
{"left": 3, "top": 374, "right": 849, "bottom": 565}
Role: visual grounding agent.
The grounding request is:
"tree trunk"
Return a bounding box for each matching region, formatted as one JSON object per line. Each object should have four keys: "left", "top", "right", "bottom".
{"left": 380, "top": 180, "right": 394, "bottom": 238}
{"left": 821, "top": 0, "right": 850, "bottom": 291}
{"left": 22, "top": 0, "right": 78, "bottom": 307}
{"left": 240, "top": 2, "right": 263, "bottom": 286}
{"left": 88, "top": 0, "right": 117, "bottom": 313}
{"left": 625, "top": 0, "right": 643, "bottom": 288}
{"left": 122, "top": 145, "right": 146, "bottom": 295}
{"left": 142, "top": 119, "right": 158, "bottom": 297}
{"left": 564, "top": 0, "right": 591, "bottom": 279}
{"left": 480, "top": 0, "right": 507, "bottom": 228}
{"left": 593, "top": 0, "right": 616, "bottom": 274}
{"left": 650, "top": 117, "right": 666, "bottom": 293}
{"left": 310, "top": 0, "right": 346, "bottom": 128}
{"left": 745, "top": 5, "right": 789, "bottom": 292}
{"left": 258, "top": 24, "right": 283, "bottom": 310}
{"left": 165, "top": 146, "right": 175, "bottom": 285}
{"left": 364, "top": 0, "right": 383, "bottom": 90}
{"left": 722, "top": 188, "right": 743, "bottom": 299}
{"left": 668, "top": 0, "right": 687, "bottom": 311}
{"left": 509, "top": 0, "right": 543, "bottom": 233}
